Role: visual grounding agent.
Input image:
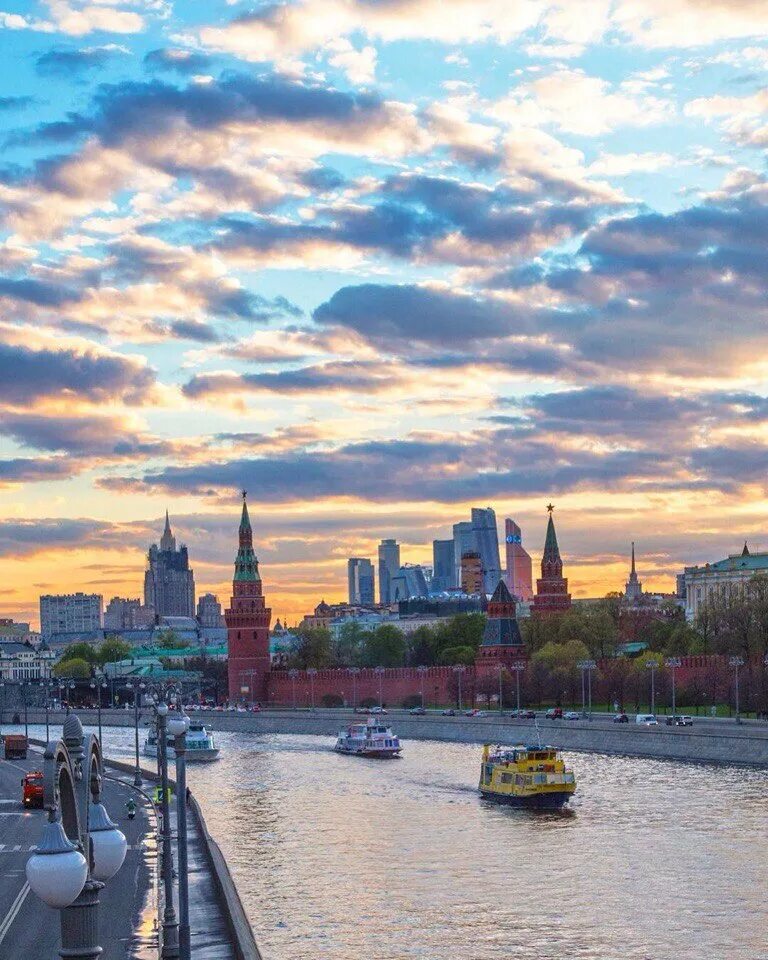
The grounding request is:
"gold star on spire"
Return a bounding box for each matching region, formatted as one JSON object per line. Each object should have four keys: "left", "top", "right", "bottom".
{"left": 546, "top": 502, "right": 555, "bottom": 514}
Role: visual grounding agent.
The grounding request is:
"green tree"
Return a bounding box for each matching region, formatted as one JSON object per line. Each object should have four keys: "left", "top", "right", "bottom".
{"left": 437, "top": 645, "right": 475, "bottom": 666}
{"left": 433, "top": 614, "right": 485, "bottom": 659}
{"left": 406, "top": 625, "right": 437, "bottom": 666}
{"left": 289, "top": 626, "right": 333, "bottom": 669}
{"left": 98, "top": 637, "right": 132, "bottom": 665}
{"left": 361, "top": 625, "right": 406, "bottom": 667}
{"left": 59, "top": 642, "right": 99, "bottom": 665}
{"left": 333, "top": 621, "right": 367, "bottom": 667}
{"left": 53, "top": 657, "right": 91, "bottom": 679}
{"left": 155, "top": 629, "right": 187, "bottom": 650}
{"left": 532, "top": 638, "right": 590, "bottom": 705}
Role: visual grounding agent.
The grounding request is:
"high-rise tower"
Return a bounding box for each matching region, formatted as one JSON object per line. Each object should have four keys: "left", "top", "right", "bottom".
{"left": 531, "top": 504, "right": 571, "bottom": 617}
{"left": 504, "top": 519, "right": 533, "bottom": 600}
{"left": 225, "top": 493, "right": 272, "bottom": 703}
{"left": 624, "top": 542, "right": 643, "bottom": 602}
{"left": 471, "top": 507, "right": 503, "bottom": 595}
{"left": 378, "top": 539, "right": 400, "bottom": 604}
{"left": 144, "top": 511, "right": 195, "bottom": 618}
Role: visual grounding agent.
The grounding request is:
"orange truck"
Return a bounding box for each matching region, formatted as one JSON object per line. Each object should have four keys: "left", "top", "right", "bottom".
{"left": 22, "top": 771, "right": 44, "bottom": 808}
{"left": 4, "top": 734, "right": 28, "bottom": 759}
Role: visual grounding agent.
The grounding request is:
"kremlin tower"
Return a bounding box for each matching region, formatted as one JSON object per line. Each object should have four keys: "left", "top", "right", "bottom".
{"left": 225, "top": 493, "right": 272, "bottom": 703}
{"left": 531, "top": 504, "right": 572, "bottom": 617}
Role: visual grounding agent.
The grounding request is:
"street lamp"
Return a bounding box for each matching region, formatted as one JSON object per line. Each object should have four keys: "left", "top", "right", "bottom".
{"left": 89, "top": 679, "right": 108, "bottom": 747}
{"left": 168, "top": 709, "right": 191, "bottom": 960}
{"left": 510, "top": 660, "right": 526, "bottom": 715}
{"left": 347, "top": 667, "right": 360, "bottom": 709}
{"left": 288, "top": 669, "right": 298, "bottom": 709}
{"left": 452, "top": 665, "right": 466, "bottom": 711}
{"left": 22, "top": 681, "right": 29, "bottom": 739}
{"left": 307, "top": 668, "right": 317, "bottom": 711}
{"left": 646, "top": 660, "right": 658, "bottom": 715}
{"left": 26, "top": 714, "right": 127, "bottom": 958}
{"left": 577, "top": 661, "right": 597, "bottom": 718}
{"left": 729, "top": 656, "right": 745, "bottom": 723}
{"left": 666, "top": 657, "right": 682, "bottom": 718}
{"left": 131, "top": 679, "right": 146, "bottom": 787}
{"left": 417, "top": 665, "right": 427, "bottom": 709}
{"left": 41, "top": 679, "right": 51, "bottom": 743}
{"left": 375, "top": 666, "right": 385, "bottom": 708}
{"left": 497, "top": 663, "right": 505, "bottom": 715}
{"left": 155, "top": 698, "right": 180, "bottom": 958}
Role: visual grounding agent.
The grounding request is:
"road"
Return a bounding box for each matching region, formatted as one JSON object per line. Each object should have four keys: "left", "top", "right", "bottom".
{"left": 0, "top": 746, "right": 156, "bottom": 959}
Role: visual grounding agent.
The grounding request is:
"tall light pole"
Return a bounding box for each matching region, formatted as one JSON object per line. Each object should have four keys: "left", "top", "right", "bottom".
{"left": 646, "top": 660, "right": 658, "bottom": 715}
{"left": 577, "top": 661, "right": 597, "bottom": 718}
{"left": 43, "top": 679, "right": 50, "bottom": 743}
{"left": 307, "top": 668, "right": 317, "bottom": 711}
{"left": 375, "top": 666, "right": 385, "bottom": 708}
{"left": 155, "top": 697, "right": 180, "bottom": 958}
{"left": 417, "top": 665, "right": 427, "bottom": 709}
{"left": 511, "top": 660, "right": 526, "bottom": 715}
{"left": 289, "top": 669, "right": 298, "bottom": 709}
{"left": 0, "top": 679, "right": 4, "bottom": 734}
{"left": 729, "top": 656, "right": 745, "bottom": 723}
{"left": 22, "top": 681, "right": 29, "bottom": 739}
{"left": 168, "top": 708, "right": 191, "bottom": 960}
{"left": 667, "top": 657, "right": 682, "bottom": 718}
{"left": 132, "top": 679, "right": 145, "bottom": 787}
{"left": 25, "top": 715, "right": 127, "bottom": 960}
{"left": 347, "top": 667, "right": 360, "bottom": 709}
{"left": 497, "top": 663, "right": 504, "bottom": 715}
{"left": 452, "top": 665, "right": 466, "bottom": 711}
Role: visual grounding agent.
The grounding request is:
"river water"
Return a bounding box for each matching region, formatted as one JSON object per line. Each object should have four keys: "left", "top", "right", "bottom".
{"left": 27, "top": 723, "right": 768, "bottom": 960}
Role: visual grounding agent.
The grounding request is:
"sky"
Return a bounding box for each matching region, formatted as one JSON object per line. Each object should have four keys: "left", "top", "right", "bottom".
{"left": 1, "top": 0, "right": 768, "bottom": 628}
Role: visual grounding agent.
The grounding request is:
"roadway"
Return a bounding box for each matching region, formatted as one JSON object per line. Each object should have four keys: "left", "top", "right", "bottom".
{"left": 0, "top": 747, "right": 156, "bottom": 959}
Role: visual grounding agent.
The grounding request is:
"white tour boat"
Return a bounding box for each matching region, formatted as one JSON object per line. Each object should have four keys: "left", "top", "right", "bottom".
{"left": 143, "top": 721, "right": 220, "bottom": 762}
{"left": 334, "top": 717, "right": 402, "bottom": 758}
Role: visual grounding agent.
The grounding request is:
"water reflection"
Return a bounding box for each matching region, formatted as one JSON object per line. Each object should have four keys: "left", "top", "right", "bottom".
{"left": 23, "top": 724, "right": 768, "bottom": 960}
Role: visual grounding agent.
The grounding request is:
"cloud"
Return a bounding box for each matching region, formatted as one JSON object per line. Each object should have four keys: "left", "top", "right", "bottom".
{"left": 0, "top": 457, "right": 77, "bottom": 486}
{"left": 143, "top": 47, "right": 213, "bottom": 75}
{"left": 35, "top": 44, "right": 128, "bottom": 76}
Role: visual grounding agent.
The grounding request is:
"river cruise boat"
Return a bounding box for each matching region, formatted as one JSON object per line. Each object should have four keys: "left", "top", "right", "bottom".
{"left": 143, "top": 721, "right": 220, "bottom": 762}
{"left": 334, "top": 718, "right": 402, "bottom": 758}
{"left": 479, "top": 743, "right": 576, "bottom": 808}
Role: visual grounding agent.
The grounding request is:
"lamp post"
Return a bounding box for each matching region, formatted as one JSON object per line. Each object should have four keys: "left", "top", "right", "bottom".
{"left": 0, "top": 679, "right": 4, "bottom": 734}
{"left": 155, "top": 698, "right": 180, "bottom": 958}
{"left": 417, "top": 665, "right": 427, "bottom": 709}
{"left": 511, "top": 660, "right": 526, "bottom": 715}
{"left": 577, "top": 661, "right": 597, "bottom": 718}
{"left": 25, "top": 714, "right": 127, "bottom": 960}
{"left": 288, "top": 669, "right": 298, "bottom": 709}
{"left": 452, "top": 665, "right": 466, "bottom": 711}
{"left": 646, "top": 659, "right": 658, "bottom": 715}
{"left": 89, "top": 680, "right": 107, "bottom": 747}
{"left": 497, "top": 663, "right": 505, "bottom": 716}
{"left": 168, "top": 709, "right": 191, "bottom": 960}
{"left": 729, "top": 656, "right": 745, "bottom": 723}
{"left": 667, "top": 657, "right": 682, "bottom": 718}
{"left": 132, "top": 679, "right": 146, "bottom": 787}
{"left": 307, "top": 668, "right": 317, "bottom": 711}
{"left": 375, "top": 666, "right": 385, "bottom": 709}
{"left": 22, "top": 681, "right": 29, "bottom": 739}
{"left": 42, "top": 679, "right": 51, "bottom": 743}
{"left": 347, "top": 667, "right": 360, "bottom": 709}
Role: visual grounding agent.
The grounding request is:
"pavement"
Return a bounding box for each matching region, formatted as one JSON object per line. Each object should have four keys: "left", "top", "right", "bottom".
{"left": 0, "top": 746, "right": 158, "bottom": 960}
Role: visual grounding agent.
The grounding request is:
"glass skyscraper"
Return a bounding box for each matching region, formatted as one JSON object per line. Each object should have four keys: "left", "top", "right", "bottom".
{"left": 377, "top": 539, "right": 400, "bottom": 604}
{"left": 432, "top": 539, "right": 455, "bottom": 591}
{"left": 471, "top": 507, "right": 503, "bottom": 595}
{"left": 348, "top": 557, "right": 375, "bottom": 605}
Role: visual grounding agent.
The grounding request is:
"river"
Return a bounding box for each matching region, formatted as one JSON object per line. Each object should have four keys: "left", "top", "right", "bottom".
{"left": 26, "top": 723, "right": 768, "bottom": 960}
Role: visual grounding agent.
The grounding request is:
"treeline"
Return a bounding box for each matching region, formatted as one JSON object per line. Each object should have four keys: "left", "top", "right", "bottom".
{"left": 695, "top": 575, "right": 768, "bottom": 659}
{"left": 53, "top": 637, "right": 133, "bottom": 678}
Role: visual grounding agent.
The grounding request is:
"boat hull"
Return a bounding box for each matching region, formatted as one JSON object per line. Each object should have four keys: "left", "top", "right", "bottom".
{"left": 334, "top": 744, "right": 401, "bottom": 758}
{"left": 480, "top": 788, "right": 573, "bottom": 808}
{"left": 143, "top": 745, "right": 220, "bottom": 763}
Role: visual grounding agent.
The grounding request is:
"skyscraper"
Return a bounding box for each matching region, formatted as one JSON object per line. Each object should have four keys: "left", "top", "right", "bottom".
{"left": 531, "top": 505, "right": 572, "bottom": 617}
{"left": 378, "top": 539, "right": 400, "bottom": 604}
{"left": 452, "top": 521, "right": 475, "bottom": 590}
{"left": 504, "top": 518, "right": 533, "bottom": 600}
{"left": 460, "top": 551, "right": 484, "bottom": 594}
{"left": 226, "top": 494, "right": 272, "bottom": 703}
{"left": 143, "top": 511, "right": 196, "bottom": 618}
{"left": 625, "top": 542, "right": 643, "bottom": 601}
{"left": 348, "top": 558, "right": 375, "bottom": 605}
{"left": 196, "top": 593, "right": 225, "bottom": 628}
{"left": 432, "top": 539, "right": 455, "bottom": 591}
{"left": 471, "top": 507, "right": 503, "bottom": 595}
{"left": 390, "top": 564, "right": 429, "bottom": 600}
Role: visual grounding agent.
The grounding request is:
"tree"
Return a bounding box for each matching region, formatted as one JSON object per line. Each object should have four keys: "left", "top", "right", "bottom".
{"left": 59, "top": 642, "right": 99, "bottom": 665}
{"left": 437, "top": 645, "right": 475, "bottom": 666}
{"left": 406, "top": 625, "right": 438, "bottom": 666}
{"left": 332, "top": 621, "right": 367, "bottom": 667}
{"left": 155, "top": 629, "right": 187, "bottom": 650}
{"left": 433, "top": 614, "right": 485, "bottom": 660}
{"left": 361, "top": 625, "right": 406, "bottom": 667}
{"left": 53, "top": 657, "right": 91, "bottom": 679}
{"left": 98, "top": 637, "right": 132, "bottom": 665}
{"left": 289, "top": 626, "right": 333, "bottom": 669}
{"left": 532, "top": 639, "right": 591, "bottom": 706}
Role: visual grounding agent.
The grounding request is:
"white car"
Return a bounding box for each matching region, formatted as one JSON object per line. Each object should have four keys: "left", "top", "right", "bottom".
{"left": 636, "top": 714, "right": 658, "bottom": 725}
{"left": 564, "top": 711, "right": 581, "bottom": 720}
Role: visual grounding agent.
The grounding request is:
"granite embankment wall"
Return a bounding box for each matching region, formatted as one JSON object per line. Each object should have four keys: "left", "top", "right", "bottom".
{"left": 24, "top": 708, "right": 768, "bottom": 767}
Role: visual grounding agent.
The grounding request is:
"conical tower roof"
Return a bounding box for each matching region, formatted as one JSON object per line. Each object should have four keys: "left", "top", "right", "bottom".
{"left": 742, "top": 541, "right": 750, "bottom": 557}
{"left": 489, "top": 579, "right": 514, "bottom": 604}
{"left": 543, "top": 507, "right": 560, "bottom": 560}
{"left": 234, "top": 491, "right": 260, "bottom": 582}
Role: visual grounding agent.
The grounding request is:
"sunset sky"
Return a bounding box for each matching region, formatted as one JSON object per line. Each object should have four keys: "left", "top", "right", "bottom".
{"left": 2, "top": 0, "right": 768, "bottom": 628}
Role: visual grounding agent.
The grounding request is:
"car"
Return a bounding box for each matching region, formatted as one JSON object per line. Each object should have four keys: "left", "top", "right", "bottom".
{"left": 679, "top": 715, "right": 694, "bottom": 726}
{"left": 545, "top": 708, "right": 563, "bottom": 719}
{"left": 442, "top": 708, "right": 456, "bottom": 716}
{"left": 666, "top": 715, "right": 693, "bottom": 726}
{"left": 564, "top": 711, "right": 581, "bottom": 720}
{"left": 408, "top": 706, "right": 426, "bottom": 715}
{"left": 613, "top": 713, "right": 629, "bottom": 723}
{"left": 464, "top": 709, "right": 487, "bottom": 717}
{"left": 22, "top": 771, "right": 44, "bottom": 808}
{"left": 636, "top": 714, "right": 658, "bottom": 725}
{"left": 513, "top": 709, "right": 536, "bottom": 719}
{"left": 369, "top": 706, "right": 387, "bottom": 715}
{"left": 250, "top": 704, "right": 262, "bottom": 713}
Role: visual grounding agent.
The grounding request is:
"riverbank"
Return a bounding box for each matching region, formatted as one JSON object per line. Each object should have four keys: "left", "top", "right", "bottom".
{"left": 19, "top": 707, "right": 768, "bottom": 766}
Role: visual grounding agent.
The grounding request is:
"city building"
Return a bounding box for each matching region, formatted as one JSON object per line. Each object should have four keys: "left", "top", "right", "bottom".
{"left": 683, "top": 542, "right": 768, "bottom": 621}
{"left": 471, "top": 507, "right": 503, "bottom": 595}
{"left": 143, "top": 511, "right": 196, "bottom": 618}
{"left": 624, "top": 542, "right": 643, "bottom": 602}
{"left": 378, "top": 539, "right": 400, "bottom": 604}
{"left": 0, "top": 619, "right": 30, "bottom": 638}
{"left": 226, "top": 494, "right": 272, "bottom": 703}
{"left": 531, "top": 505, "right": 572, "bottom": 617}
{"left": 476, "top": 580, "right": 525, "bottom": 679}
{"left": 0, "top": 642, "right": 56, "bottom": 681}
{"left": 397, "top": 595, "right": 485, "bottom": 618}
{"left": 460, "top": 551, "right": 484, "bottom": 595}
{"left": 348, "top": 558, "right": 375, "bottom": 605}
{"left": 390, "top": 564, "right": 429, "bottom": 601}
{"left": 104, "top": 597, "right": 154, "bottom": 631}
{"left": 503, "top": 519, "right": 533, "bottom": 600}
{"left": 301, "top": 600, "right": 378, "bottom": 629}
{"left": 40, "top": 592, "right": 103, "bottom": 636}
{"left": 452, "top": 521, "right": 475, "bottom": 591}
{"left": 432, "top": 539, "right": 455, "bottom": 592}
{"left": 196, "top": 593, "right": 225, "bottom": 629}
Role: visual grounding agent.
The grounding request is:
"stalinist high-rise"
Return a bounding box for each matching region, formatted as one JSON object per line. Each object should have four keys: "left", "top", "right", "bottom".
{"left": 143, "top": 511, "right": 196, "bottom": 618}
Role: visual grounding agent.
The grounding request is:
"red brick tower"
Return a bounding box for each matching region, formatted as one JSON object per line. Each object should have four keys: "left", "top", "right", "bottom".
{"left": 475, "top": 579, "right": 526, "bottom": 681}
{"left": 531, "top": 504, "right": 572, "bottom": 617}
{"left": 225, "top": 493, "right": 271, "bottom": 703}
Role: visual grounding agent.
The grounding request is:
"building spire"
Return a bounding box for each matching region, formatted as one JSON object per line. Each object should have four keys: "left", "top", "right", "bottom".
{"left": 631, "top": 541, "right": 636, "bottom": 575}
{"left": 742, "top": 541, "right": 750, "bottom": 557}
{"left": 234, "top": 491, "right": 259, "bottom": 581}
{"left": 543, "top": 506, "right": 560, "bottom": 560}
{"left": 160, "top": 509, "right": 176, "bottom": 552}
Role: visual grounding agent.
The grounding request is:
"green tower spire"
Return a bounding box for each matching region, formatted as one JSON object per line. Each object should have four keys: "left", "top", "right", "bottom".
{"left": 543, "top": 503, "right": 560, "bottom": 559}
{"left": 234, "top": 490, "right": 260, "bottom": 582}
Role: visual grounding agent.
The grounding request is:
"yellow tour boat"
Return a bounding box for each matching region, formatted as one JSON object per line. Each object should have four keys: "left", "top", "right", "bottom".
{"left": 479, "top": 743, "right": 576, "bottom": 808}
